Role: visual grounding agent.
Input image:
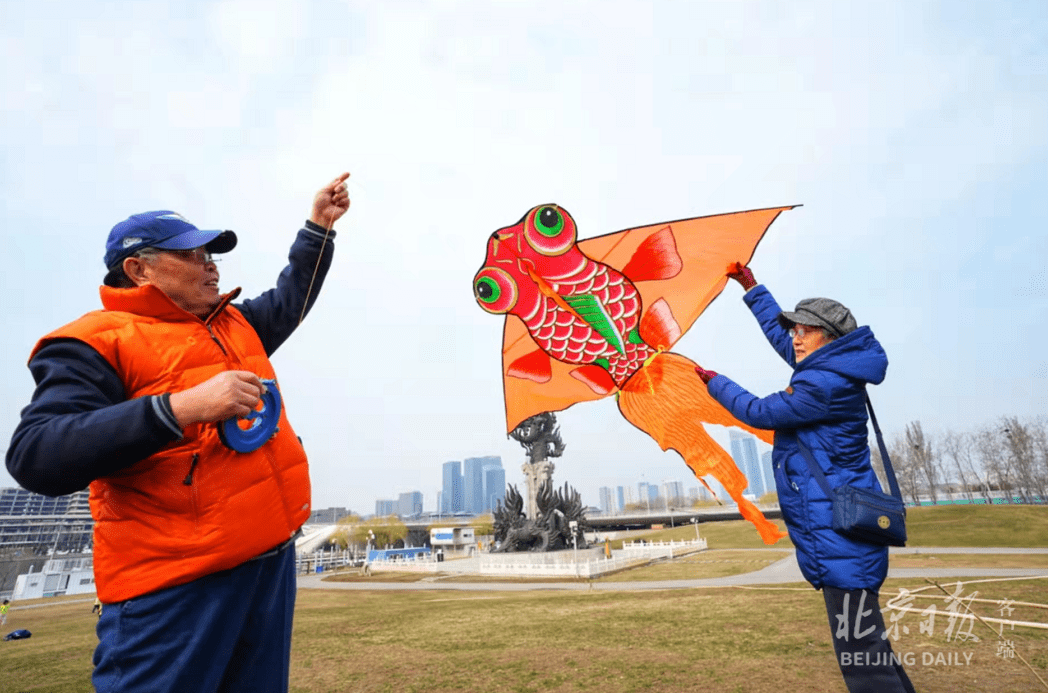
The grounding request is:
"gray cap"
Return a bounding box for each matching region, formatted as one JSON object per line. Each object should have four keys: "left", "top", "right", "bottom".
{"left": 777, "top": 297, "right": 858, "bottom": 338}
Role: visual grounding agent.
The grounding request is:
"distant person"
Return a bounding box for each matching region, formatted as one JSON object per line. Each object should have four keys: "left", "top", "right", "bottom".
{"left": 1, "top": 598, "right": 9, "bottom": 626}
{"left": 6, "top": 173, "right": 350, "bottom": 693}
{"left": 694, "top": 264, "right": 915, "bottom": 693}
{"left": 92, "top": 598, "right": 102, "bottom": 617}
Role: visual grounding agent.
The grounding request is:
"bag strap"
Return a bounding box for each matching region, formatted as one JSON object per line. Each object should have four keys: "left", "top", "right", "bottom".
{"left": 792, "top": 392, "right": 902, "bottom": 501}
{"left": 865, "top": 393, "right": 903, "bottom": 500}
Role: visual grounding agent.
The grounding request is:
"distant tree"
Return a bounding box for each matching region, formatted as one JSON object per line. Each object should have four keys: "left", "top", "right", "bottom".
{"left": 1002, "top": 417, "right": 1046, "bottom": 503}
{"left": 889, "top": 434, "right": 922, "bottom": 506}
{"left": 351, "top": 516, "right": 408, "bottom": 549}
{"left": 326, "top": 514, "right": 364, "bottom": 550}
{"left": 470, "top": 514, "right": 493, "bottom": 538}
{"left": 941, "top": 431, "right": 990, "bottom": 503}
{"left": 975, "top": 427, "right": 1013, "bottom": 502}
{"left": 906, "top": 421, "right": 940, "bottom": 504}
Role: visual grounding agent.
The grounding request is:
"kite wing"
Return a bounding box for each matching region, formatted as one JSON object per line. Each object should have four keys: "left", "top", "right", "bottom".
{"left": 500, "top": 205, "right": 796, "bottom": 432}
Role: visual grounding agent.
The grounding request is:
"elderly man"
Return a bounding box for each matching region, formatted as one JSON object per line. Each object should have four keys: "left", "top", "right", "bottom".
{"left": 694, "top": 264, "right": 915, "bottom": 693}
{"left": 6, "top": 173, "right": 350, "bottom": 693}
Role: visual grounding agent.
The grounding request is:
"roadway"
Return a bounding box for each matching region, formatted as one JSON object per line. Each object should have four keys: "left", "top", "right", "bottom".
{"left": 296, "top": 547, "right": 1048, "bottom": 592}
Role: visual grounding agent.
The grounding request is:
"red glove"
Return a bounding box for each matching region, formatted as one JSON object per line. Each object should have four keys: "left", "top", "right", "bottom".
{"left": 726, "top": 262, "right": 757, "bottom": 290}
{"left": 695, "top": 366, "right": 718, "bottom": 384}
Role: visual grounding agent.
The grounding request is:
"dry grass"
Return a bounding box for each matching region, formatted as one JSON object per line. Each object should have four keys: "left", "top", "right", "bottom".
{"left": 3, "top": 506, "right": 1048, "bottom": 692}
{"left": 3, "top": 578, "right": 1046, "bottom": 693}
{"left": 889, "top": 554, "right": 1048, "bottom": 570}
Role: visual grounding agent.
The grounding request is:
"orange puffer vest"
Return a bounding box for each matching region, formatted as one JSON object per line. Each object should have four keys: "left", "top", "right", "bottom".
{"left": 34, "top": 284, "right": 311, "bottom": 603}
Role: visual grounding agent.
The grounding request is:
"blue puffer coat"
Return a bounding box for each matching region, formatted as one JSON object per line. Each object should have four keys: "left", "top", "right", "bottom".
{"left": 707, "top": 285, "right": 889, "bottom": 591}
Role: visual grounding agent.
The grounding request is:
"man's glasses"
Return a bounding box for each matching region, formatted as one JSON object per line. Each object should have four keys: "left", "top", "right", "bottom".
{"left": 157, "top": 248, "right": 219, "bottom": 265}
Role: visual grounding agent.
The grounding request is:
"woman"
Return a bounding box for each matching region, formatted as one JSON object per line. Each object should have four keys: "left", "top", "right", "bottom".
{"left": 695, "top": 263, "right": 915, "bottom": 693}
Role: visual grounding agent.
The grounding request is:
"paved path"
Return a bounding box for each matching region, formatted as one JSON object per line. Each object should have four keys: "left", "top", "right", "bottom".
{"left": 297, "top": 548, "right": 1048, "bottom": 593}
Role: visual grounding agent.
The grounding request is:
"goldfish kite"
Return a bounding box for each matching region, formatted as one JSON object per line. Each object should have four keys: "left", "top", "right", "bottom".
{"left": 472, "top": 204, "right": 796, "bottom": 544}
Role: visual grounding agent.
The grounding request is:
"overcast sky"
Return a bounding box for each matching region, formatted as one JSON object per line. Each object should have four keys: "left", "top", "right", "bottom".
{"left": 2, "top": 1, "right": 1045, "bottom": 515}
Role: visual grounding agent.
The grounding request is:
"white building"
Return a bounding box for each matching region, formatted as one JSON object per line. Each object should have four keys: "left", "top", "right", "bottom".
{"left": 13, "top": 555, "right": 95, "bottom": 600}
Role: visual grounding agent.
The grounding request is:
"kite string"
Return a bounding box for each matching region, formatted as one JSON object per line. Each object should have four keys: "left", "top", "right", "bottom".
{"left": 298, "top": 210, "right": 336, "bottom": 326}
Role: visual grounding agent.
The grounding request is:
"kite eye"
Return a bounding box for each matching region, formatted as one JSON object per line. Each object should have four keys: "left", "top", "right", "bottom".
{"left": 535, "top": 207, "right": 563, "bottom": 237}
{"left": 473, "top": 267, "right": 518, "bottom": 314}
{"left": 523, "top": 204, "right": 575, "bottom": 256}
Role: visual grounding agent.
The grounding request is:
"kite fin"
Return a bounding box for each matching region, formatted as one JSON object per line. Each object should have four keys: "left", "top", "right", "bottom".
{"left": 570, "top": 365, "right": 617, "bottom": 396}
{"left": 617, "top": 351, "right": 786, "bottom": 545}
{"left": 621, "top": 227, "right": 683, "bottom": 282}
{"left": 507, "top": 350, "right": 553, "bottom": 383}
{"left": 638, "top": 298, "right": 682, "bottom": 350}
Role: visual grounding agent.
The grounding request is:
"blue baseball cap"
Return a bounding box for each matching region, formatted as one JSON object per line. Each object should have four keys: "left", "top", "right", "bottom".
{"left": 103, "top": 211, "right": 237, "bottom": 286}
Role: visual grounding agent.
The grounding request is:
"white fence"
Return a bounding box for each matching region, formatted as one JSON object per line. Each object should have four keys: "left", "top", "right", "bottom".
{"left": 295, "top": 550, "right": 363, "bottom": 574}
{"left": 619, "top": 538, "right": 707, "bottom": 559}
{"left": 478, "top": 554, "right": 644, "bottom": 578}
{"left": 365, "top": 557, "right": 442, "bottom": 573}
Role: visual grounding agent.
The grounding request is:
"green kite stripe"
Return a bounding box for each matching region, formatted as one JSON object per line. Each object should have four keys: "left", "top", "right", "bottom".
{"left": 564, "top": 294, "right": 625, "bottom": 355}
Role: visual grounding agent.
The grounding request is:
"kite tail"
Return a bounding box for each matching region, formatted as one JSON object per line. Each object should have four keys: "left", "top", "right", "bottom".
{"left": 617, "top": 351, "right": 787, "bottom": 545}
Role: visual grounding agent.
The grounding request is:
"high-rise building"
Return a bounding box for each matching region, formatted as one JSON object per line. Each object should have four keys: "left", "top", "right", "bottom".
{"left": 598, "top": 486, "right": 614, "bottom": 514}
{"left": 464, "top": 456, "right": 503, "bottom": 513}
{"left": 730, "top": 430, "right": 764, "bottom": 497}
{"left": 374, "top": 499, "right": 396, "bottom": 517}
{"left": 661, "top": 480, "right": 685, "bottom": 506}
{"left": 397, "top": 491, "right": 423, "bottom": 518}
{"left": 0, "top": 488, "right": 93, "bottom": 554}
{"left": 442, "top": 460, "right": 463, "bottom": 514}
{"left": 761, "top": 450, "right": 775, "bottom": 497}
{"left": 484, "top": 464, "right": 506, "bottom": 512}
{"left": 615, "top": 486, "right": 625, "bottom": 513}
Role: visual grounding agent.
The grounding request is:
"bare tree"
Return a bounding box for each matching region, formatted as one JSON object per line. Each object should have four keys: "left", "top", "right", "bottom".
{"left": 974, "top": 427, "right": 1012, "bottom": 503}
{"left": 941, "top": 430, "right": 976, "bottom": 503}
{"left": 906, "top": 421, "right": 940, "bottom": 504}
{"left": 889, "top": 434, "right": 922, "bottom": 506}
{"left": 1031, "top": 416, "right": 1048, "bottom": 503}
{"left": 1002, "top": 417, "right": 1047, "bottom": 503}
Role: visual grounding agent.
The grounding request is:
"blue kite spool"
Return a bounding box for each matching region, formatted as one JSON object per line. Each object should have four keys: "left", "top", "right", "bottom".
{"left": 218, "top": 379, "right": 281, "bottom": 453}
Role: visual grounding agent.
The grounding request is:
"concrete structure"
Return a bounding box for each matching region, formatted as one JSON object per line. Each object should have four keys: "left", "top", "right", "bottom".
{"left": 598, "top": 486, "right": 614, "bottom": 514}
{"left": 374, "top": 499, "right": 396, "bottom": 517}
{"left": 616, "top": 486, "right": 625, "bottom": 513}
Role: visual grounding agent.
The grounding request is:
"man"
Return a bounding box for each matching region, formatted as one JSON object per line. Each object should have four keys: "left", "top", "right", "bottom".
{"left": 6, "top": 172, "right": 350, "bottom": 693}
{"left": 694, "top": 264, "right": 916, "bottom": 693}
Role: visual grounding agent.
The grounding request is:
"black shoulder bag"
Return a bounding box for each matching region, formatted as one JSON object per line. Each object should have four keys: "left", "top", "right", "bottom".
{"left": 794, "top": 394, "right": 907, "bottom": 546}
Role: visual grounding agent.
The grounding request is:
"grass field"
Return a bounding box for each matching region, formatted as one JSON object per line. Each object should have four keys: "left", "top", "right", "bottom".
{"left": 629, "top": 503, "right": 1048, "bottom": 550}
{"left": 1, "top": 505, "right": 1046, "bottom": 693}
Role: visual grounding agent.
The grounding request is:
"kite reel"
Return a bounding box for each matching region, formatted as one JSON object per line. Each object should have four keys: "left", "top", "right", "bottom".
{"left": 218, "top": 378, "right": 282, "bottom": 453}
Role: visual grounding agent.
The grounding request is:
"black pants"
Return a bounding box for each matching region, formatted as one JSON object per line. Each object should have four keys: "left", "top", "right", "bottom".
{"left": 822, "top": 587, "right": 917, "bottom": 693}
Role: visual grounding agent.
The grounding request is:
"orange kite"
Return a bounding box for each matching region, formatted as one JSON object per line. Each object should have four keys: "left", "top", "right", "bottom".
{"left": 473, "top": 204, "right": 796, "bottom": 544}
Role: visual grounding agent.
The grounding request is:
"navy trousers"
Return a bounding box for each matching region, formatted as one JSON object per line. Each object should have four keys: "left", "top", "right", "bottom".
{"left": 823, "top": 587, "right": 917, "bottom": 693}
{"left": 92, "top": 543, "right": 297, "bottom": 693}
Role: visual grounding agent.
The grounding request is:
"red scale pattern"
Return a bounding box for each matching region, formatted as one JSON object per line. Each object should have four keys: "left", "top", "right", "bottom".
{"left": 522, "top": 261, "right": 655, "bottom": 385}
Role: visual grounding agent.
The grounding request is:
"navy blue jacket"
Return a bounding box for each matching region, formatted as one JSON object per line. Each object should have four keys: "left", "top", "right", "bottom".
{"left": 707, "top": 285, "right": 889, "bottom": 590}
{"left": 6, "top": 222, "right": 335, "bottom": 497}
